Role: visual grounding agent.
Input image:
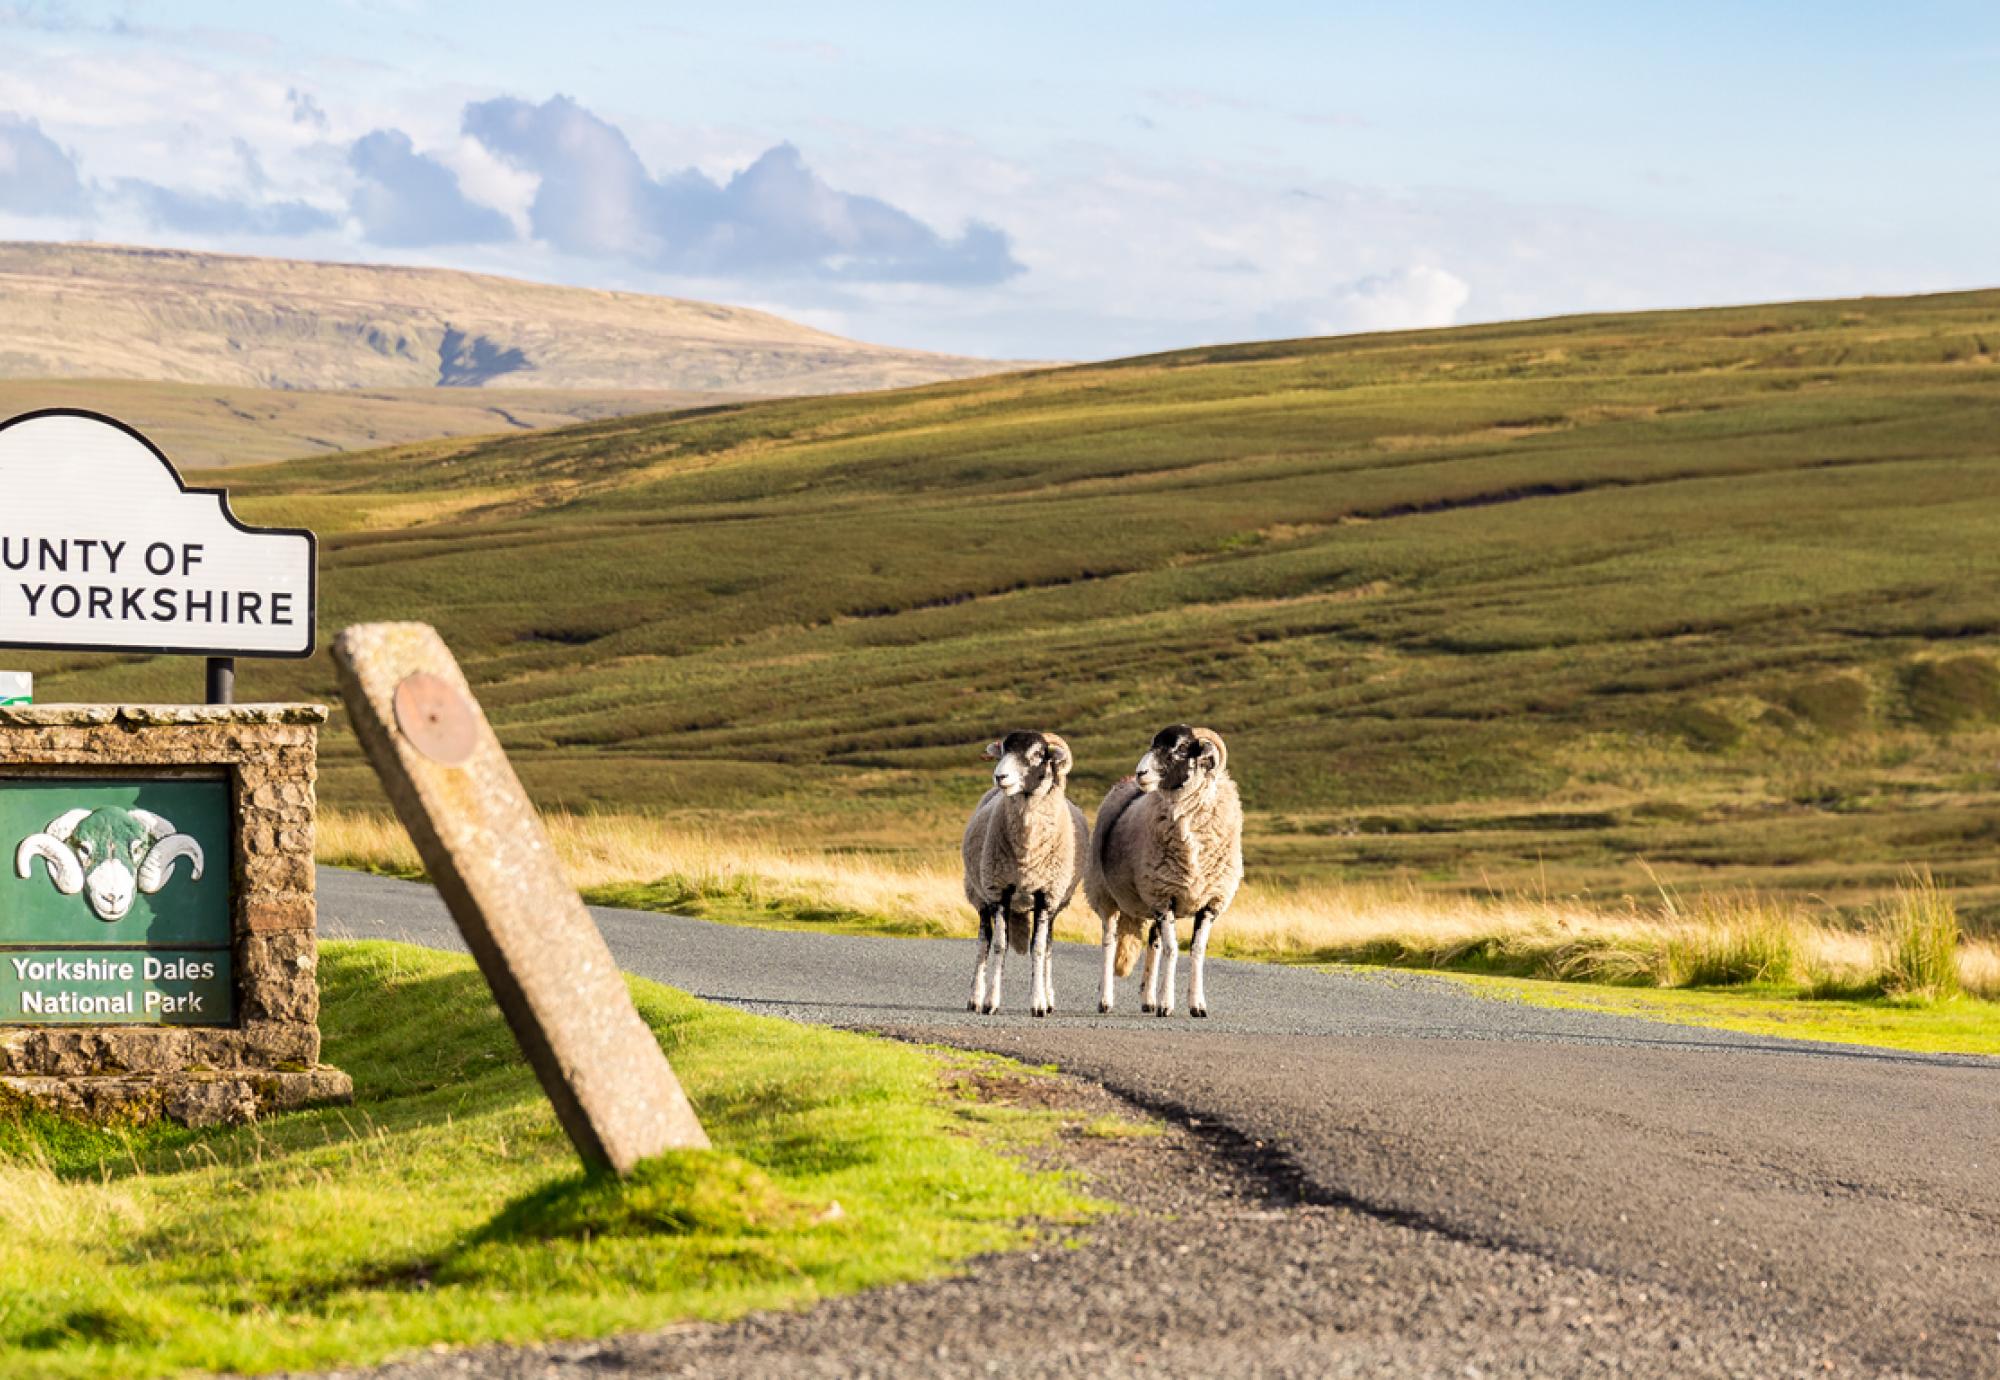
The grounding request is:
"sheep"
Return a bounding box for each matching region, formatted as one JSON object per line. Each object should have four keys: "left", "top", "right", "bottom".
{"left": 1085, "top": 725, "right": 1243, "bottom": 1018}
{"left": 962, "top": 730, "right": 1089, "bottom": 1016}
{"left": 14, "top": 807, "right": 205, "bottom": 923}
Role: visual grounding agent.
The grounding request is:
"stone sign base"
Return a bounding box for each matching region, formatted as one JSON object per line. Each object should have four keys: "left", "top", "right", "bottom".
{"left": 1, "top": 1067, "right": 354, "bottom": 1129}
{"left": 0, "top": 704, "right": 351, "bottom": 1128}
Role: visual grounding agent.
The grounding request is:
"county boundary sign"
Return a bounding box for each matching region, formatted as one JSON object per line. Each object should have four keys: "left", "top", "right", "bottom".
{"left": 0, "top": 410, "right": 316, "bottom": 659}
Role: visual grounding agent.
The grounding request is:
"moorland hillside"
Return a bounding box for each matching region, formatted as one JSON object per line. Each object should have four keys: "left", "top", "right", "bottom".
{"left": 21, "top": 289, "right": 2000, "bottom": 915}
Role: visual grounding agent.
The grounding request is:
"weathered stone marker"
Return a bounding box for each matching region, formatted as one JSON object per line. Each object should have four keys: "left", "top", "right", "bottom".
{"left": 332, "top": 622, "right": 709, "bottom": 1173}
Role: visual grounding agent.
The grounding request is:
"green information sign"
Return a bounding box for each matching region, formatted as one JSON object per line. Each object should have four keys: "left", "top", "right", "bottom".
{"left": 0, "top": 777, "right": 232, "bottom": 1024}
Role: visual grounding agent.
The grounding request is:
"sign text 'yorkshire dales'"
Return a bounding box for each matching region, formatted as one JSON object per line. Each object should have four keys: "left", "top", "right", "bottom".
{"left": 1, "top": 777, "right": 232, "bottom": 1025}
{"left": 0, "top": 410, "right": 316, "bottom": 658}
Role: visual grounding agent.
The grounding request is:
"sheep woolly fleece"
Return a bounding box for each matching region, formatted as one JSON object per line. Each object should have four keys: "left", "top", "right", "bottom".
{"left": 961, "top": 788, "right": 1088, "bottom": 953}
{"left": 1086, "top": 728, "right": 1245, "bottom": 979}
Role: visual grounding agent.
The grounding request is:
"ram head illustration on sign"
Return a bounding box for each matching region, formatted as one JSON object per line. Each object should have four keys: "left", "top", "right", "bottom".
{"left": 14, "top": 808, "right": 206, "bottom": 922}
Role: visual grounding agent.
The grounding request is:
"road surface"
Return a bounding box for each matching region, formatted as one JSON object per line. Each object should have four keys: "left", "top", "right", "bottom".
{"left": 322, "top": 868, "right": 2000, "bottom": 1377}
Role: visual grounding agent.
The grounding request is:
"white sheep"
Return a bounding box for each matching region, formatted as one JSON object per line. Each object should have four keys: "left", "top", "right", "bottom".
{"left": 1085, "top": 725, "right": 1243, "bottom": 1017}
{"left": 962, "top": 730, "right": 1089, "bottom": 1016}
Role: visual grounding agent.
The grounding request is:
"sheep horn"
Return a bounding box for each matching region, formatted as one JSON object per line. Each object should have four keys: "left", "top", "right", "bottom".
{"left": 1042, "top": 732, "right": 1073, "bottom": 777}
{"left": 137, "top": 835, "right": 205, "bottom": 894}
{"left": 43, "top": 808, "right": 91, "bottom": 843}
{"left": 127, "top": 809, "right": 178, "bottom": 840}
{"left": 15, "top": 833, "right": 83, "bottom": 894}
{"left": 1191, "top": 727, "right": 1228, "bottom": 774}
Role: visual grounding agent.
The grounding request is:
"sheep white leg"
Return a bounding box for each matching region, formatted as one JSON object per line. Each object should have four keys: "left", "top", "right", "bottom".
{"left": 969, "top": 907, "right": 994, "bottom": 1012}
{"left": 1154, "top": 911, "right": 1179, "bottom": 1018}
{"left": 1098, "top": 913, "right": 1118, "bottom": 1013}
{"left": 1141, "top": 923, "right": 1162, "bottom": 1013}
{"left": 982, "top": 889, "right": 1015, "bottom": 1014}
{"left": 1029, "top": 895, "right": 1053, "bottom": 1017}
{"left": 984, "top": 914, "right": 1006, "bottom": 1014}
{"left": 1188, "top": 905, "right": 1217, "bottom": 1018}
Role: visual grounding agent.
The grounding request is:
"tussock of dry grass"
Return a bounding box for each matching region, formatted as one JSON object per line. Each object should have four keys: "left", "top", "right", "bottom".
{"left": 317, "top": 811, "right": 1999, "bottom": 1003}
{"left": 1874, "top": 870, "right": 1962, "bottom": 1000}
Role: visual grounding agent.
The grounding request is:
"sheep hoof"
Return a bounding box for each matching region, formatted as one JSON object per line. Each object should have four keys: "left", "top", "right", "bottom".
{"left": 1191, "top": 1005, "right": 1208, "bottom": 1018}
{"left": 967, "top": 999, "right": 978, "bottom": 1012}
{"left": 1098, "top": 1000, "right": 1112, "bottom": 1014}
{"left": 1141, "top": 1002, "right": 1156, "bottom": 1014}
{"left": 1154, "top": 1006, "right": 1173, "bottom": 1019}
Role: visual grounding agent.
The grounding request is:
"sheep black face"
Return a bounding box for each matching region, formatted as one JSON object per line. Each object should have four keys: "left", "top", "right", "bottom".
{"left": 983, "top": 730, "right": 1072, "bottom": 799}
{"left": 1134, "top": 723, "right": 1226, "bottom": 795}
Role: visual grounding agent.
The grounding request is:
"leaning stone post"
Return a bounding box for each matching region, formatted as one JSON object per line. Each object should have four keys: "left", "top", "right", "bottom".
{"left": 332, "top": 621, "right": 708, "bottom": 1174}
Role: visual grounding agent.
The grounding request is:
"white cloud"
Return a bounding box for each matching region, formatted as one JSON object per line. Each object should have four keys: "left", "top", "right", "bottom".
{"left": 1306, "top": 265, "right": 1472, "bottom": 335}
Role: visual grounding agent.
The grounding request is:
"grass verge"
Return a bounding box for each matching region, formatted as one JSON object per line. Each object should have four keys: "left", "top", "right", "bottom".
{"left": 1422, "top": 968, "right": 2000, "bottom": 1057}
{"left": 321, "top": 810, "right": 2000, "bottom": 1008}
{"left": 0, "top": 940, "right": 1095, "bottom": 1379}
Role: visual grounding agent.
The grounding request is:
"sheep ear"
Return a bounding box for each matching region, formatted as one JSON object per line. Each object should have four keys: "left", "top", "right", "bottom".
{"left": 982, "top": 740, "right": 1004, "bottom": 761}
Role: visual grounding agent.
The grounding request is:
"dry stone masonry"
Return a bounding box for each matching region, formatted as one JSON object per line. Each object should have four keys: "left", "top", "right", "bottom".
{"left": 0, "top": 703, "right": 350, "bottom": 1126}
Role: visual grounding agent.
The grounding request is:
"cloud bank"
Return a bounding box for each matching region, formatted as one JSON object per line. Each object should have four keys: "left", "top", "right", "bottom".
{"left": 0, "top": 113, "right": 86, "bottom": 216}
{"left": 348, "top": 129, "right": 512, "bottom": 247}
{"left": 0, "top": 89, "right": 1023, "bottom": 290}
{"left": 114, "top": 179, "right": 337, "bottom": 237}
{"left": 455, "top": 95, "right": 1020, "bottom": 284}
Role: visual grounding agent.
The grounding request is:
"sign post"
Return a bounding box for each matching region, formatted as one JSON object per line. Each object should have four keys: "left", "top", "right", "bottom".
{"left": 207, "top": 657, "right": 235, "bottom": 707}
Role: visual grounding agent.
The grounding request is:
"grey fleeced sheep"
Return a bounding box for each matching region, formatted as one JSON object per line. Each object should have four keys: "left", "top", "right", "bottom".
{"left": 962, "top": 730, "right": 1089, "bottom": 1016}
{"left": 1085, "top": 725, "right": 1244, "bottom": 1017}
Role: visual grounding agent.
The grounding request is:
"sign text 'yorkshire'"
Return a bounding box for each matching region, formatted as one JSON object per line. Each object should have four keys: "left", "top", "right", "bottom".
{"left": 0, "top": 410, "right": 316, "bottom": 658}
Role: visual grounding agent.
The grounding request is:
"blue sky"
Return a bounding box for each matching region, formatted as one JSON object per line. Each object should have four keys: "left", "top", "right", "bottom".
{"left": 0, "top": 1, "right": 1994, "bottom": 359}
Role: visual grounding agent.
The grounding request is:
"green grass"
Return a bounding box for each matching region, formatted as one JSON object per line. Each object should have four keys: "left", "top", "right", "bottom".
{"left": 581, "top": 877, "right": 964, "bottom": 939}
{"left": 0, "top": 941, "right": 1092, "bottom": 1379}
{"left": 20, "top": 289, "right": 2000, "bottom": 921}
{"left": 1428, "top": 967, "right": 2000, "bottom": 1057}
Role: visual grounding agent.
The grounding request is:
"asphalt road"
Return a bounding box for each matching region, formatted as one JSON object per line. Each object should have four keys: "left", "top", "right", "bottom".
{"left": 322, "top": 868, "right": 2000, "bottom": 1377}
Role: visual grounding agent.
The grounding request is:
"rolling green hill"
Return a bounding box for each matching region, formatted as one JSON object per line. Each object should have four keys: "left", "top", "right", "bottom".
{"left": 16, "top": 290, "right": 2000, "bottom": 918}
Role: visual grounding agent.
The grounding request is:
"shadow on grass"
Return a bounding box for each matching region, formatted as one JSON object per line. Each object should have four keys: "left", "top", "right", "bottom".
{"left": 271, "top": 1148, "right": 814, "bottom": 1308}
{"left": 15, "top": 1301, "right": 171, "bottom": 1352}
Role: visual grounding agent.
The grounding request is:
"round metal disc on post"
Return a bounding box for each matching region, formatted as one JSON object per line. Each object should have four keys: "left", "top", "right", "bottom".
{"left": 392, "top": 672, "right": 478, "bottom": 766}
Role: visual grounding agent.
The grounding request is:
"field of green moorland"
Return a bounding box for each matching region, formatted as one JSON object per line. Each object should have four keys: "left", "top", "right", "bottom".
{"left": 16, "top": 290, "right": 2000, "bottom": 924}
